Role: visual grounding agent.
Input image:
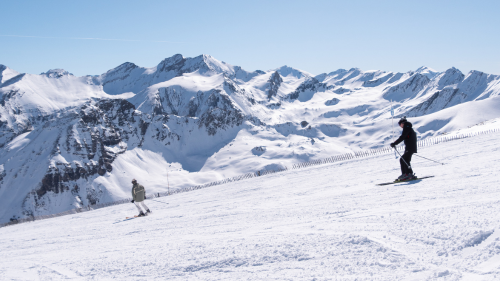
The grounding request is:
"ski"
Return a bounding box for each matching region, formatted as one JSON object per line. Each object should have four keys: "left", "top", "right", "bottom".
{"left": 125, "top": 212, "right": 151, "bottom": 220}
{"left": 377, "top": 175, "right": 434, "bottom": 186}
{"left": 113, "top": 216, "right": 139, "bottom": 224}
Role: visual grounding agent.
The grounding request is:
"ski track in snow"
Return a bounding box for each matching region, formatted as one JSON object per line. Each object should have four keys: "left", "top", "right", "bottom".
{"left": 1, "top": 132, "right": 500, "bottom": 280}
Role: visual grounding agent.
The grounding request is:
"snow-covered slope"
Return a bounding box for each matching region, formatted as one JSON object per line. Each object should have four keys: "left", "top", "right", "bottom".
{"left": 1, "top": 54, "right": 500, "bottom": 223}
{"left": 2, "top": 131, "right": 500, "bottom": 280}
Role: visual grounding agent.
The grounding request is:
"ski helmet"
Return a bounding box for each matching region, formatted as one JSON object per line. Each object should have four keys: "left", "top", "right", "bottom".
{"left": 132, "top": 179, "right": 137, "bottom": 184}
{"left": 398, "top": 116, "right": 407, "bottom": 125}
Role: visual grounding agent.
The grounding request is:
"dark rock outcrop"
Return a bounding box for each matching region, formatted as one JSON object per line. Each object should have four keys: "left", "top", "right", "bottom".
{"left": 267, "top": 71, "right": 283, "bottom": 100}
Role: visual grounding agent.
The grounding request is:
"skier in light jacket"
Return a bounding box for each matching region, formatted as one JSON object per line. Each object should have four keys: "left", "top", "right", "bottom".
{"left": 131, "top": 179, "right": 151, "bottom": 217}
{"left": 390, "top": 117, "right": 417, "bottom": 181}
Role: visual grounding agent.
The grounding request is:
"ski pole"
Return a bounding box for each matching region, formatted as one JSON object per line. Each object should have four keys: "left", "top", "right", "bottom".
{"left": 393, "top": 147, "right": 411, "bottom": 169}
{"left": 414, "top": 154, "right": 445, "bottom": 165}
{"left": 391, "top": 100, "right": 397, "bottom": 159}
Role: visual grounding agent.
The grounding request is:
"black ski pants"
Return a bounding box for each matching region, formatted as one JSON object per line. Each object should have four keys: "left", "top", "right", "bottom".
{"left": 400, "top": 151, "right": 414, "bottom": 175}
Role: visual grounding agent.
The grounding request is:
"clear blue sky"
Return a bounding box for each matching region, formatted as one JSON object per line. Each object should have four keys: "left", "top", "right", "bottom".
{"left": 1, "top": 0, "right": 499, "bottom": 76}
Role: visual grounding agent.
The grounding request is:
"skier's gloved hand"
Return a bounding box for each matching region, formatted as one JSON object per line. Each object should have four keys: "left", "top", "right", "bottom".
{"left": 390, "top": 143, "right": 396, "bottom": 148}
{"left": 131, "top": 200, "right": 135, "bottom": 203}
{"left": 144, "top": 195, "right": 147, "bottom": 199}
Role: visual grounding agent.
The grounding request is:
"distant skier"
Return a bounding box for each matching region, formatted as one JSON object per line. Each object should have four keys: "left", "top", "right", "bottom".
{"left": 390, "top": 117, "right": 417, "bottom": 181}
{"left": 131, "top": 179, "right": 151, "bottom": 217}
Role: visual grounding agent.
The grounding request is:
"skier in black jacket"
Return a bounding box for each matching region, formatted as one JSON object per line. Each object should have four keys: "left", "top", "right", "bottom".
{"left": 390, "top": 117, "right": 417, "bottom": 181}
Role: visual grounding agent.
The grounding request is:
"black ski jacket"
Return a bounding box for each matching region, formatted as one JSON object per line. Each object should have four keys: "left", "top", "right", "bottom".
{"left": 394, "top": 122, "right": 417, "bottom": 153}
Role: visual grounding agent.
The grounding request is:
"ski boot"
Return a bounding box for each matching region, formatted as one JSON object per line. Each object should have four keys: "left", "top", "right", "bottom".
{"left": 146, "top": 209, "right": 152, "bottom": 215}
{"left": 396, "top": 174, "right": 407, "bottom": 181}
{"left": 138, "top": 211, "right": 146, "bottom": 217}
{"left": 399, "top": 174, "right": 417, "bottom": 181}
{"left": 407, "top": 173, "right": 417, "bottom": 180}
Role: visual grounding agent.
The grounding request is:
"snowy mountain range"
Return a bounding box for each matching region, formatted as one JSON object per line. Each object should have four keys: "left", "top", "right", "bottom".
{"left": 1, "top": 54, "right": 500, "bottom": 223}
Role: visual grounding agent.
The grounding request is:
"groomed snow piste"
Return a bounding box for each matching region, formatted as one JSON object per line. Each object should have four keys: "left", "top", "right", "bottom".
{"left": 1, "top": 128, "right": 500, "bottom": 280}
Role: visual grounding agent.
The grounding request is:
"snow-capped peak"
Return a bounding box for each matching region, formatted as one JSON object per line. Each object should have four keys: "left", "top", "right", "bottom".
{"left": 199, "top": 54, "right": 236, "bottom": 76}
{"left": 415, "top": 66, "right": 439, "bottom": 79}
{"left": 110, "top": 62, "right": 139, "bottom": 72}
{"left": 274, "top": 65, "right": 311, "bottom": 79}
{"left": 442, "top": 67, "right": 463, "bottom": 77}
{"left": 156, "top": 54, "right": 185, "bottom": 72}
{"left": 432, "top": 67, "right": 464, "bottom": 89}
{"left": 41, "top": 69, "right": 74, "bottom": 78}
{"left": 314, "top": 69, "right": 348, "bottom": 82}
{"left": 327, "top": 69, "right": 348, "bottom": 76}
{"left": 0, "top": 64, "right": 21, "bottom": 84}
{"left": 155, "top": 54, "right": 236, "bottom": 77}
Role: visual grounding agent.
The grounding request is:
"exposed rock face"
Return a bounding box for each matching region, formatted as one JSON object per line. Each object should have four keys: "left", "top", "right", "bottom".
{"left": 41, "top": 69, "right": 74, "bottom": 78}
{"left": 99, "top": 54, "right": 237, "bottom": 95}
{"left": 363, "top": 73, "right": 395, "bottom": 87}
{"left": 333, "top": 88, "right": 351, "bottom": 94}
{"left": 405, "top": 89, "right": 466, "bottom": 117}
{"left": 198, "top": 90, "right": 245, "bottom": 136}
{"left": 145, "top": 85, "right": 247, "bottom": 136}
{"left": 333, "top": 68, "right": 362, "bottom": 86}
{"left": 402, "top": 68, "right": 500, "bottom": 117}
{"left": 267, "top": 71, "right": 283, "bottom": 100}
{"left": 99, "top": 62, "right": 139, "bottom": 88}
{"left": 434, "top": 67, "right": 464, "bottom": 90}
{"left": 384, "top": 73, "right": 431, "bottom": 102}
{"left": 287, "top": 78, "right": 332, "bottom": 100}
{"left": 0, "top": 165, "right": 5, "bottom": 182}
{"left": 325, "top": 98, "right": 340, "bottom": 106}
{"left": 25, "top": 88, "right": 248, "bottom": 210}
{"left": 33, "top": 99, "right": 137, "bottom": 204}
{"left": 251, "top": 146, "right": 266, "bottom": 156}
{"left": 0, "top": 65, "right": 7, "bottom": 82}
{"left": 0, "top": 98, "right": 141, "bottom": 213}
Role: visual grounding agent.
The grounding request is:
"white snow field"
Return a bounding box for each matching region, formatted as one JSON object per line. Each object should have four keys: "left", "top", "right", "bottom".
{"left": 1, "top": 130, "right": 500, "bottom": 280}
